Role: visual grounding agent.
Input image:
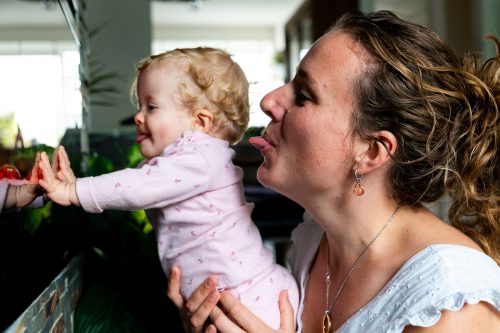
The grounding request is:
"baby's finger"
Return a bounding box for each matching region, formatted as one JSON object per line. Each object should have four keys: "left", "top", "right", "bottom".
{"left": 51, "top": 146, "right": 60, "bottom": 173}
{"left": 39, "top": 152, "right": 55, "bottom": 186}
{"left": 40, "top": 152, "right": 53, "bottom": 174}
{"left": 58, "top": 146, "right": 71, "bottom": 167}
{"left": 57, "top": 147, "right": 76, "bottom": 183}
{"left": 58, "top": 155, "right": 76, "bottom": 182}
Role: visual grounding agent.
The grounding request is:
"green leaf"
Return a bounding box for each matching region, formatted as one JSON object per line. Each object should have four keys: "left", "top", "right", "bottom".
{"left": 243, "top": 126, "right": 265, "bottom": 140}
{"left": 87, "top": 153, "right": 114, "bottom": 175}
{"left": 126, "top": 144, "right": 143, "bottom": 168}
{"left": 23, "top": 201, "right": 53, "bottom": 235}
{"left": 130, "top": 209, "right": 153, "bottom": 234}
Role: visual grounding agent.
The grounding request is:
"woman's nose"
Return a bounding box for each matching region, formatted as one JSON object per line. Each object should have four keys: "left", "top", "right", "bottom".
{"left": 260, "top": 85, "right": 288, "bottom": 121}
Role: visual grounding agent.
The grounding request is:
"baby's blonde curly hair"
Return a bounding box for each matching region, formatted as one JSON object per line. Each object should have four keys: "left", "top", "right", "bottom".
{"left": 131, "top": 47, "right": 249, "bottom": 145}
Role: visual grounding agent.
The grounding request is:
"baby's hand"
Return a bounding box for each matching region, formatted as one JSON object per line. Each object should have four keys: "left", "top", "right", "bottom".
{"left": 52, "top": 146, "right": 76, "bottom": 184}
{"left": 38, "top": 152, "right": 79, "bottom": 206}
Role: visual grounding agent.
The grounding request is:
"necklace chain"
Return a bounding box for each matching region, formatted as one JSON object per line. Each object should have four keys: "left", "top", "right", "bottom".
{"left": 324, "top": 206, "right": 400, "bottom": 316}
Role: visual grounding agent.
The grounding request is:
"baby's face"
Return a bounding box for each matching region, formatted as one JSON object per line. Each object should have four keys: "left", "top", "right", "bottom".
{"left": 134, "top": 61, "right": 194, "bottom": 159}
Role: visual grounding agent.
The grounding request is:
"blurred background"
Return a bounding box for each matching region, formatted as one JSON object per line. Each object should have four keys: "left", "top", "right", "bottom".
{"left": 0, "top": 0, "right": 498, "bottom": 150}
{"left": 0, "top": 0, "right": 498, "bottom": 332}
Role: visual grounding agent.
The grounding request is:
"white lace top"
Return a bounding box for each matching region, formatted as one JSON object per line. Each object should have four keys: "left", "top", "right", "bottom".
{"left": 287, "top": 213, "right": 500, "bottom": 333}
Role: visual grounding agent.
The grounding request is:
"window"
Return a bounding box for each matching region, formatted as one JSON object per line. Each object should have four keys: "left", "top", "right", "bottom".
{"left": 0, "top": 38, "right": 285, "bottom": 148}
{"left": 0, "top": 42, "right": 80, "bottom": 148}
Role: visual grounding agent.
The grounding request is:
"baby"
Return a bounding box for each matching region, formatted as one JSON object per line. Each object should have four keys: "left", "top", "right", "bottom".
{"left": 39, "top": 47, "right": 298, "bottom": 329}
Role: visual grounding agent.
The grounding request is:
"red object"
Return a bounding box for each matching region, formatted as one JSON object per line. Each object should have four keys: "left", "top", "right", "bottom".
{"left": 24, "top": 168, "right": 43, "bottom": 181}
{"left": 0, "top": 164, "right": 22, "bottom": 180}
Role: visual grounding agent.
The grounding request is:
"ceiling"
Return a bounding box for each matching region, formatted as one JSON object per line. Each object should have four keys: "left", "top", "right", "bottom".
{"left": 0, "top": 0, "right": 304, "bottom": 28}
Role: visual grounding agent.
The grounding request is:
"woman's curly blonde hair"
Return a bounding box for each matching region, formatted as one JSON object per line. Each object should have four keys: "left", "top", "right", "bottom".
{"left": 334, "top": 11, "right": 500, "bottom": 263}
{"left": 131, "top": 47, "right": 249, "bottom": 145}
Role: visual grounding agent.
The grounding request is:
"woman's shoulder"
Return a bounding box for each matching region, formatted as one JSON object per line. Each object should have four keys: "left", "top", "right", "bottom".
{"left": 394, "top": 244, "right": 500, "bottom": 293}
{"left": 339, "top": 244, "right": 500, "bottom": 332}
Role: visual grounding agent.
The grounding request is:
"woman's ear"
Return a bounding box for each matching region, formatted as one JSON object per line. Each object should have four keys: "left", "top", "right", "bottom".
{"left": 191, "top": 109, "right": 214, "bottom": 133}
{"left": 354, "top": 130, "right": 397, "bottom": 173}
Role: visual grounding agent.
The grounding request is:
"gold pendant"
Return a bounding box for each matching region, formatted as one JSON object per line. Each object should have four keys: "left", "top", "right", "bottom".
{"left": 322, "top": 311, "right": 332, "bottom": 333}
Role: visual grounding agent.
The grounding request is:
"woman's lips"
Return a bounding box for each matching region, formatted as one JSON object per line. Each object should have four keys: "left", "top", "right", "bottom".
{"left": 136, "top": 133, "right": 149, "bottom": 144}
{"left": 248, "top": 136, "right": 274, "bottom": 152}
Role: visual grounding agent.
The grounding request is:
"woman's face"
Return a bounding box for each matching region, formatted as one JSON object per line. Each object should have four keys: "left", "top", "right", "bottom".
{"left": 251, "top": 32, "right": 368, "bottom": 203}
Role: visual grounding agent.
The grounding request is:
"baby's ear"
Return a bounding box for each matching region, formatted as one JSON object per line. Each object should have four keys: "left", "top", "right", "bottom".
{"left": 191, "top": 109, "right": 215, "bottom": 133}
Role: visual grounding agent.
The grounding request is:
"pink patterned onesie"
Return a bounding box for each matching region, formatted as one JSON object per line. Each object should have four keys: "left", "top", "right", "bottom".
{"left": 75, "top": 131, "right": 299, "bottom": 329}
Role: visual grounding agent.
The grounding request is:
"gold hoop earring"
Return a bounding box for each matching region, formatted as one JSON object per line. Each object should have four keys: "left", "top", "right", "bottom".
{"left": 353, "top": 169, "right": 365, "bottom": 196}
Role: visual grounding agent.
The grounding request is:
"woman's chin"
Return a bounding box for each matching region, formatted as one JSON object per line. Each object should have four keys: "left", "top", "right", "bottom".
{"left": 256, "top": 167, "right": 278, "bottom": 190}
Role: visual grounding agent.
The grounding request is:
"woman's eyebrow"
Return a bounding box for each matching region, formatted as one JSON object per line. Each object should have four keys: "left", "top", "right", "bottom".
{"left": 295, "top": 67, "right": 318, "bottom": 91}
{"left": 295, "top": 67, "right": 320, "bottom": 101}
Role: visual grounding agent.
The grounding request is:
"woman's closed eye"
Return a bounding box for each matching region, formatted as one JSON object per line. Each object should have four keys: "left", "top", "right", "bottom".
{"left": 295, "top": 89, "right": 312, "bottom": 106}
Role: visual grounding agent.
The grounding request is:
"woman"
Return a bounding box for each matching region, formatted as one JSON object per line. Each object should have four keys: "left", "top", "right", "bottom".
{"left": 168, "top": 11, "right": 500, "bottom": 332}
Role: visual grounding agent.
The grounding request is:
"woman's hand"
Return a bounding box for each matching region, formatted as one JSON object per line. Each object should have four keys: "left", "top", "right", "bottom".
{"left": 209, "top": 290, "right": 295, "bottom": 333}
{"left": 167, "top": 266, "right": 221, "bottom": 333}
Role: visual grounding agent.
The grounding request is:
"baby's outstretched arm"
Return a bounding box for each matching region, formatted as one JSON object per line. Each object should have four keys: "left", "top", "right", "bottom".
{"left": 38, "top": 151, "right": 80, "bottom": 206}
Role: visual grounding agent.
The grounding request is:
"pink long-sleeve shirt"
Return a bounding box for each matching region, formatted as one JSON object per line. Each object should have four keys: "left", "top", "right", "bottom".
{"left": 75, "top": 131, "right": 298, "bottom": 328}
